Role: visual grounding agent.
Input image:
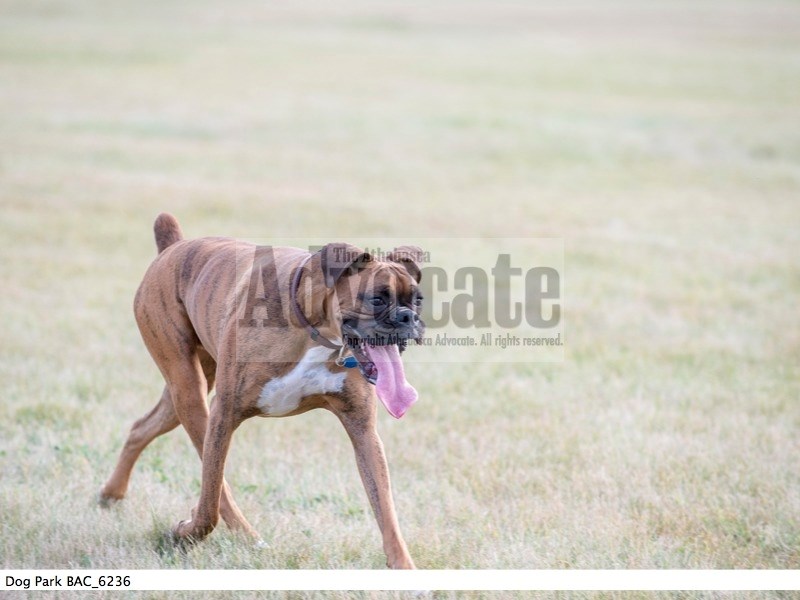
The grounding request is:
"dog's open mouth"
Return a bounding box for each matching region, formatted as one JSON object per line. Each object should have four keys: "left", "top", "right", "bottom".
{"left": 343, "top": 327, "right": 422, "bottom": 419}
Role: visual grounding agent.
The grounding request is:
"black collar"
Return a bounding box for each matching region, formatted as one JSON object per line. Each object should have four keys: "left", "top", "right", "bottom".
{"left": 289, "top": 253, "right": 377, "bottom": 385}
{"left": 289, "top": 254, "right": 342, "bottom": 350}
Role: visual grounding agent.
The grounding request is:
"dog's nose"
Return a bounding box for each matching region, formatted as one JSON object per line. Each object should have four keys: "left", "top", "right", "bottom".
{"left": 395, "top": 307, "right": 420, "bottom": 326}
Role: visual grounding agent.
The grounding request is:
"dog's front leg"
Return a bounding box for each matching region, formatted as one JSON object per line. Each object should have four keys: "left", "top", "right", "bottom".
{"left": 335, "top": 401, "right": 415, "bottom": 569}
{"left": 173, "top": 399, "right": 237, "bottom": 543}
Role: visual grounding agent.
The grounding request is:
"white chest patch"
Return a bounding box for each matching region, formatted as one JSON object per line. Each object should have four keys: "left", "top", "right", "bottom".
{"left": 256, "top": 346, "right": 346, "bottom": 416}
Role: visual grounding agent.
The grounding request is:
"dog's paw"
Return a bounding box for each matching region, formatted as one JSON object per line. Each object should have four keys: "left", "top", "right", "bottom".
{"left": 153, "top": 529, "right": 186, "bottom": 557}
{"left": 170, "top": 518, "right": 215, "bottom": 546}
{"left": 171, "top": 519, "right": 197, "bottom": 542}
{"left": 156, "top": 522, "right": 198, "bottom": 555}
{"left": 96, "top": 491, "right": 121, "bottom": 509}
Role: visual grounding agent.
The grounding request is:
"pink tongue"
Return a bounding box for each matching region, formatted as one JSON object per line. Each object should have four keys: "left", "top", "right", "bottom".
{"left": 363, "top": 343, "right": 418, "bottom": 419}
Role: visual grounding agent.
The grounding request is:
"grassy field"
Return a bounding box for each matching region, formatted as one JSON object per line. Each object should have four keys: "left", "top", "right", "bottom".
{"left": 2, "top": 0, "right": 800, "bottom": 595}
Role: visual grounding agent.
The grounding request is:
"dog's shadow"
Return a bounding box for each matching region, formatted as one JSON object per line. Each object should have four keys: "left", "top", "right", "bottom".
{"left": 148, "top": 520, "right": 195, "bottom": 562}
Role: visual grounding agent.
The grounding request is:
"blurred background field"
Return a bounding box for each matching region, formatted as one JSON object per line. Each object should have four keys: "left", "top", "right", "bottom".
{"left": 1, "top": 0, "right": 799, "bottom": 575}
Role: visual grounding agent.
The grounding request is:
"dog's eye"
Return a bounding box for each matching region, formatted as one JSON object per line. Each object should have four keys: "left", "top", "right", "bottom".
{"left": 370, "top": 296, "right": 386, "bottom": 307}
{"left": 414, "top": 295, "right": 423, "bottom": 307}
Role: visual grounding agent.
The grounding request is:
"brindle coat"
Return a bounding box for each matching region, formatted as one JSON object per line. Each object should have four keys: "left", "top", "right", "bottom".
{"left": 100, "top": 213, "right": 420, "bottom": 569}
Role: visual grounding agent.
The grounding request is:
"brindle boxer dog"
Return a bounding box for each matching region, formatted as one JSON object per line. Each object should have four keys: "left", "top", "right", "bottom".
{"left": 99, "top": 213, "right": 424, "bottom": 569}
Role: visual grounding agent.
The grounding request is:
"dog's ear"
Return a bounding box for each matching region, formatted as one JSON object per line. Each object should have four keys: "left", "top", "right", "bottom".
{"left": 295, "top": 244, "right": 372, "bottom": 326}
{"left": 318, "top": 243, "right": 373, "bottom": 288}
{"left": 386, "top": 245, "right": 424, "bottom": 283}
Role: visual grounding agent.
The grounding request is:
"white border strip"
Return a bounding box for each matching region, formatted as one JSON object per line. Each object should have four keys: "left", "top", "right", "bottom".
{"left": 2, "top": 570, "right": 800, "bottom": 591}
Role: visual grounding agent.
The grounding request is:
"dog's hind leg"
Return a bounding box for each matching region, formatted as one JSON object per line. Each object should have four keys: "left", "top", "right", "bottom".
{"left": 168, "top": 359, "right": 259, "bottom": 542}
{"left": 196, "top": 347, "right": 260, "bottom": 539}
{"left": 99, "top": 385, "right": 179, "bottom": 504}
{"left": 98, "top": 350, "right": 249, "bottom": 529}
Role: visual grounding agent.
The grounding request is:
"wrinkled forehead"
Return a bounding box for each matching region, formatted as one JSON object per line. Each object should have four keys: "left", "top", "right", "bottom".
{"left": 371, "top": 262, "right": 418, "bottom": 297}
{"left": 337, "top": 261, "right": 417, "bottom": 299}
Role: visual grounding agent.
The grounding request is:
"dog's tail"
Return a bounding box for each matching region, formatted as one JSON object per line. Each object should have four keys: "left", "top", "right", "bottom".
{"left": 153, "top": 213, "right": 184, "bottom": 254}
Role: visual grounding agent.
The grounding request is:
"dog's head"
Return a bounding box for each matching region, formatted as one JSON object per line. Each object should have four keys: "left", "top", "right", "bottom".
{"left": 320, "top": 244, "right": 425, "bottom": 351}
{"left": 302, "top": 243, "right": 425, "bottom": 418}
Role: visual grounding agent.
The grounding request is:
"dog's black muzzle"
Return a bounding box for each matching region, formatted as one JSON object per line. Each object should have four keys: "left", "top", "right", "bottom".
{"left": 342, "top": 310, "right": 425, "bottom": 352}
